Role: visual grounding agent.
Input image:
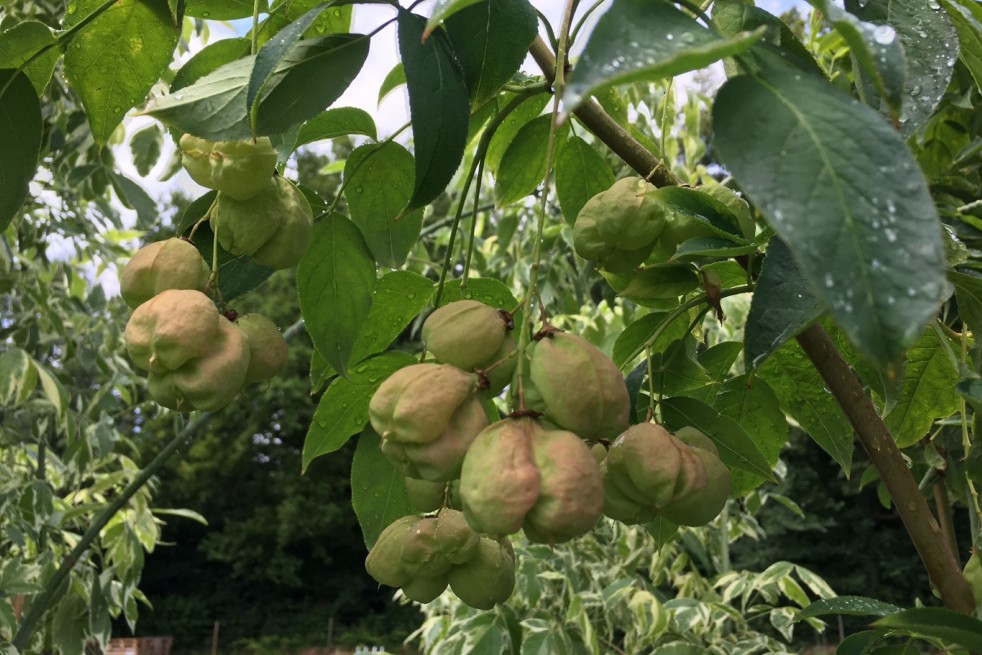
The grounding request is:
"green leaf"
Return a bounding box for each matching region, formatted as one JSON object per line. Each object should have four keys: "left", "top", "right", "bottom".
{"left": 248, "top": 3, "right": 330, "bottom": 114}
{"left": 296, "top": 107, "right": 377, "bottom": 147}
{"left": 176, "top": 192, "right": 275, "bottom": 301}
{"left": 847, "top": 0, "right": 957, "bottom": 136}
{"left": 884, "top": 328, "right": 960, "bottom": 448}
{"left": 648, "top": 340, "right": 713, "bottom": 397}
{"left": 444, "top": 0, "right": 538, "bottom": 105}
{"left": 485, "top": 94, "right": 549, "bottom": 173}
{"left": 108, "top": 172, "right": 156, "bottom": 229}
{"left": 807, "top": 0, "right": 906, "bottom": 118}
{"left": 619, "top": 266, "right": 700, "bottom": 303}
{"left": 643, "top": 516, "right": 679, "bottom": 547}
{"left": 147, "top": 34, "right": 368, "bottom": 140}
{"left": 494, "top": 115, "right": 568, "bottom": 207}
{"left": 424, "top": 0, "right": 484, "bottom": 36}
{"left": 698, "top": 341, "right": 742, "bottom": 381}
{"left": 0, "top": 70, "right": 41, "bottom": 232}
{"left": 612, "top": 310, "right": 692, "bottom": 369}
{"left": 439, "top": 277, "right": 520, "bottom": 316}
{"left": 798, "top": 596, "right": 902, "bottom": 620}
{"left": 659, "top": 396, "right": 775, "bottom": 480}
{"left": 836, "top": 631, "right": 887, "bottom": 655}
{"left": 713, "top": 376, "right": 788, "bottom": 495}
{"left": 650, "top": 186, "right": 745, "bottom": 238}
{"left": 941, "top": 0, "right": 982, "bottom": 89}
{"left": 0, "top": 348, "right": 37, "bottom": 407}
{"left": 171, "top": 37, "right": 250, "bottom": 92}
{"left": 352, "top": 271, "right": 435, "bottom": 361}
{"left": 185, "top": 0, "right": 262, "bottom": 19}
{"left": 257, "top": 0, "right": 352, "bottom": 49}
{"left": 713, "top": 72, "right": 946, "bottom": 366}
{"left": 344, "top": 142, "right": 423, "bottom": 268}
{"left": 377, "top": 63, "right": 406, "bottom": 106}
{"left": 757, "top": 340, "right": 854, "bottom": 472}
{"left": 297, "top": 213, "right": 376, "bottom": 378}
{"left": 51, "top": 593, "right": 87, "bottom": 655}
{"left": 872, "top": 608, "right": 982, "bottom": 651}
{"left": 0, "top": 20, "right": 58, "bottom": 94}
{"left": 672, "top": 237, "right": 755, "bottom": 259}
{"left": 351, "top": 425, "right": 415, "bottom": 548}
{"left": 950, "top": 270, "right": 982, "bottom": 338}
{"left": 564, "top": 0, "right": 766, "bottom": 108}
{"left": 554, "top": 136, "right": 615, "bottom": 226}
{"left": 745, "top": 237, "right": 824, "bottom": 369}
{"left": 712, "top": 0, "right": 821, "bottom": 76}
{"left": 304, "top": 351, "right": 415, "bottom": 471}
{"left": 64, "top": 0, "right": 179, "bottom": 145}
{"left": 129, "top": 125, "right": 163, "bottom": 177}
{"left": 398, "top": 11, "right": 470, "bottom": 210}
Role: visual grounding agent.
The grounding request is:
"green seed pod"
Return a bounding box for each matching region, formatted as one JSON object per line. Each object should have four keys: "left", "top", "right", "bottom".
{"left": 607, "top": 423, "right": 683, "bottom": 509}
{"left": 180, "top": 134, "right": 277, "bottom": 201}
{"left": 405, "top": 478, "right": 446, "bottom": 513}
{"left": 365, "top": 516, "right": 419, "bottom": 588}
{"left": 459, "top": 419, "right": 542, "bottom": 536}
{"left": 401, "top": 574, "right": 449, "bottom": 603}
{"left": 233, "top": 313, "right": 288, "bottom": 384}
{"left": 528, "top": 331, "right": 630, "bottom": 441}
{"left": 211, "top": 176, "right": 313, "bottom": 269}
{"left": 523, "top": 429, "right": 604, "bottom": 543}
{"left": 573, "top": 177, "right": 668, "bottom": 274}
{"left": 146, "top": 318, "right": 250, "bottom": 412}
{"left": 433, "top": 509, "right": 480, "bottom": 565}
{"left": 400, "top": 517, "right": 452, "bottom": 579}
{"left": 120, "top": 238, "right": 210, "bottom": 309}
{"left": 125, "top": 289, "right": 223, "bottom": 373}
{"left": 382, "top": 395, "right": 489, "bottom": 482}
{"left": 660, "top": 446, "right": 730, "bottom": 526}
{"left": 369, "top": 364, "right": 479, "bottom": 444}
{"left": 423, "top": 300, "right": 508, "bottom": 372}
{"left": 447, "top": 537, "right": 515, "bottom": 610}
{"left": 482, "top": 335, "right": 517, "bottom": 396}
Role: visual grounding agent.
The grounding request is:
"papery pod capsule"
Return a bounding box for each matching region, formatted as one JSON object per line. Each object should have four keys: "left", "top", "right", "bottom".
{"left": 125, "top": 289, "right": 225, "bottom": 373}
{"left": 661, "top": 446, "right": 730, "bottom": 527}
{"left": 405, "top": 478, "right": 447, "bottom": 513}
{"left": 400, "top": 517, "right": 453, "bottom": 579}
{"left": 369, "top": 364, "right": 479, "bottom": 444}
{"left": 211, "top": 176, "right": 313, "bottom": 269}
{"left": 482, "top": 335, "right": 518, "bottom": 395}
{"left": 573, "top": 177, "right": 668, "bottom": 274}
{"left": 180, "top": 134, "right": 277, "bottom": 201}
{"left": 523, "top": 429, "right": 604, "bottom": 543}
{"left": 146, "top": 319, "right": 250, "bottom": 412}
{"left": 423, "top": 300, "right": 509, "bottom": 372}
{"left": 365, "top": 516, "right": 420, "bottom": 588}
{"left": 120, "top": 238, "right": 210, "bottom": 309}
{"left": 528, "top": 331, "right": 630, "bottom": 441}
{"left": 233, "top": 313, "right": 288, "bottom": 383}
{"left": 606, "top": 423, "right": 683, "bottom": 509}
{"left": 381, "top": 394, "right": 489, "bottom": 481}
{"left": 433, "top": 509, "right": 480, "bottom": 565}
{"left": 459, "top": 418, "right": 542, "bottom": 536}
{"left": 447, "top": 537, "right": 516, "bottom": 610}
{"left": 401, "top": 573, "right": 449, "bottom": 603}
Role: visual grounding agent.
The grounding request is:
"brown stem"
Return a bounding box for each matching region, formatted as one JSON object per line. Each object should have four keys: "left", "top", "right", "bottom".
{"left": 933, "top": 481, "right": 960, "bottom": 563}
{"left": 527, "top": 37, "right": 976, "bottom": 614}
{"left": 529, "top": 37, "right": 681, "bottom": 189}
{"left": 795, "top": 329, "right": 973, "bottom": 613}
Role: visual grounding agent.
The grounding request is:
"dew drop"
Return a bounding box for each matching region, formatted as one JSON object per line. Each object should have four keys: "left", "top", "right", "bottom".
{"left": 873, "top": 25, "right": 896, "bottom": 44}
{"left": 666, "top": 33, "right": 674, "bottom": 41}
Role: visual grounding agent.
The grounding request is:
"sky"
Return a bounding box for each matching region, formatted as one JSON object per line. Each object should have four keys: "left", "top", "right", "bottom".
{"left": 70, "top": 0, "right": 810, "bottom": 293}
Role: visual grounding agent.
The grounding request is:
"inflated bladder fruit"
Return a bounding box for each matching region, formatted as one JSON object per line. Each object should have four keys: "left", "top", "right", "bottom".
{"left": 233, "top": 313, "right": 288, "bottom": 383}
{"left": 527, "top": 330, "right": 630, "bottom": 441}
{"left": 180, "top": 134, "right": 277, "bottom": 201}
{"left": 573, "top": 177, "right": 668, "bottom": 274}
{"left": 364, "top": 509, "right": 490, "bottom": 607}
{"left": 404, "top": 478, "right": 447, "bottom": 513}
{"left": 124, "top": 289, "right": 250, "bottom": 411}
{"left": 422, "top": 300, "right": 517, "bottom": 393}
{"left": 460, "top": 418, "right": 603, "bottom": 542}
{"left": 603, "top": 423, "right": 730, "bottom": 526}
{"left": 211, "top": 176, "right": 313, "bottom": 269}
{"left": 370, "top": 364, "right": 489, "bottom": 481}
{"left": 448, "top": 537, "right": 516, "bottom": 610}
{"left": 120, "top": 238, "right": 210, "bottom": 309}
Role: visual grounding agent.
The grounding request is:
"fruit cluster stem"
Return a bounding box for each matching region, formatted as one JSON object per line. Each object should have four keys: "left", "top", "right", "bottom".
{"left": 526, "top": 37, "right": 975, "bottom": 614}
